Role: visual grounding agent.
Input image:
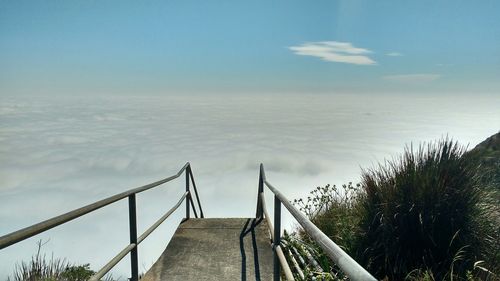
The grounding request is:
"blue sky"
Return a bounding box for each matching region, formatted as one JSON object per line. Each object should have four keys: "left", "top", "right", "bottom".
{"left": 1, "top": 0, "right": 500, "bottom": 95}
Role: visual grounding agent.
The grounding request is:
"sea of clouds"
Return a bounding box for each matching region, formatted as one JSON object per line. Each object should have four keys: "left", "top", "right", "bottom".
{"left": 0, "top": 93, "right": 498, "bottom": 279}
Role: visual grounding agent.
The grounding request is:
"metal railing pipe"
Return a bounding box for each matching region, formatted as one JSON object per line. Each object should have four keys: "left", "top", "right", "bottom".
{"left": 189, "top": 194, "right": 198, "bottom": 218}
{"left": 273, "top": 195, "right": 281, "bottom": 281}
{"left": 260, "top": 193, "right": 274, "bottom": 236}
{"left": 128, "top": 194, "right": 139, "bottom": 281}
{"left": 90, "top": 191, "right": 189, "bottom": 281}
{"left": 89, "top": 243, "right": 136, "bottom": 281}
{"left": 189, "top": 169, "right": 204, "bottom": 218}
{"left": 259, "top": 193, "right": 295, "bottom": 281}
{"left": 275, "top": 246, "right": 294, "bottom": 280}
{"left": 256, "top": 164, "right": 265, "bottom": 219}
{"left": 137, "top": 192, "right": 188, "bottom": 244}
{"left": 0, "top": 163, "right": 190, "bottom": 250}
{"left": 264, "top": 180, "right": 377, "bottom": 281}
{"left": 257, "top": 165, "right": 295, "bottom": 280}
{"left": 185, "top": 166, "right": 190, "bottom": 219}
{"left": 286, "top": 247, "right": 305, "bottom": 280}
{"left": 1, "top": 162, "right": 204, "bottom": 281}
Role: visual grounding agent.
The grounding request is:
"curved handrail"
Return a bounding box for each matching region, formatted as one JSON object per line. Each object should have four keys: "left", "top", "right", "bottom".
{"left": 0, "top": 162, "right": 203, "bottom": 281}
{"left": 259, "top": 193, "right": 295, "bottom": 281}
{"left": 257, "top": 163, "right": 376, "bottom": 281}
{"left": 0, "top": 163, "right": 190, "bottom": 249}
{"left": 90, "top": 191, "right": 189, "bottom": 281}
{"left": 256, "top": 164, "right": 295, "bottom": 280}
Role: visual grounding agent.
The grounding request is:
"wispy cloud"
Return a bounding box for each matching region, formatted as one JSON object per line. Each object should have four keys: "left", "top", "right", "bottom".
{"left": 436, "top": 63, "right": 453, "bottom": 67}
{"left": 383, "top": 74, "right": 441, "bottom": 83}
{"left": 289, "top": 41, "right": 376, "bottom": 65}
{"left": 386, "top": 52, "right": 403, "bottom": 57}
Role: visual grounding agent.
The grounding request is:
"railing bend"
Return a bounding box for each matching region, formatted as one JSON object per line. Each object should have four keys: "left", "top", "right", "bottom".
{"left": 256, "top": 163, "right": 376, "bottom": 281}
{"left": 0, "top": 162, "right": 203, "bottom": 281}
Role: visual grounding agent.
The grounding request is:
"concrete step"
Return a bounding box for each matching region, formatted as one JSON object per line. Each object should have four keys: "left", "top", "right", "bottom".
{"left": 141, "top": 218, "right": 274, "bottom": 281}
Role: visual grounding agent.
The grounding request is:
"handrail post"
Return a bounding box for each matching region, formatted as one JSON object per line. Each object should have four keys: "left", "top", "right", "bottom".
{"left": 256, "top": 164, "right": 265, "bottom": 219}
{"left": 185, "top": 165, "right": 190, "bottom": 219}
{"left": 128, "top": 194, "right": 139, "bottom": 281}
{"left": 273, "top": 195, "right": 281, "bottom": 281}
{"left": 189, "top": 167, "right": 204, "bottom": 218}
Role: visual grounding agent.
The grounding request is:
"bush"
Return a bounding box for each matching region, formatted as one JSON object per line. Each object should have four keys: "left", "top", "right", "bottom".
{"left": 294, "top": 182, "right": 363, "bottom": 256}
{"left": 358, "top": 139, "right": 497, "bottom": 280}
{"left": 60, "top": 264, "right": 95, "bottom": 281}
{"left": 292, "top": 138, "right": 499, "bottom": 280}
{"left": 290, "top": 182, "right": 366, "bottom": 280}
{"left": 8, "top": 240, "right": 67, "bottom": 281}
{"left": 8, "top": 240, "right": 111, "bottom": 281}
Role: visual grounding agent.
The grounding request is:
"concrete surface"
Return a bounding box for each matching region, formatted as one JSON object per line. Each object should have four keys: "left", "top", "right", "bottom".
{"left": 141, "top": 218, "right": 274, "bottom": 281}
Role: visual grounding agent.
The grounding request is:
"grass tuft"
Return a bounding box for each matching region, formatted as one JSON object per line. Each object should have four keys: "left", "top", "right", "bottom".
{"left": 291, "top": 137, "right": 499, "bottom": 280}
{"left": 7, "top": 240, "right": 114, "bottom": 281}
{"left": 358, "top": 139, "right": 497, "bottom": 280}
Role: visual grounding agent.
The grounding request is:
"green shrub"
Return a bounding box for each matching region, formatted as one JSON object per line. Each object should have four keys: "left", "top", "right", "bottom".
{"left": 290, "top": 183, "right": 366, "bottom": 280}
{"left": 292, "top": 138, "right": 499, "bottom": 280}
{"left": 60, "top": 264, "right": 95, "bottom": 281}
{"left": 358, "top": 139, "right": 497, "bottom": 280}
{"left": 294, "top": 182, "right": 363, "bottom": 256}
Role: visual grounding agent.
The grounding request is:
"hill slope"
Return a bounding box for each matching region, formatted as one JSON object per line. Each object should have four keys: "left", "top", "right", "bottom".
{"left": 468, "top": 131, "right": 500, "bottom": 189}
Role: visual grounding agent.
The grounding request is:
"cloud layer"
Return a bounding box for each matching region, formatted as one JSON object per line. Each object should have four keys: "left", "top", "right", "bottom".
{"left": 0, "top": 94, "right": 498, "bottom": 278}
{"left": 289, "top": 41, "right": 376, "bottom": 65}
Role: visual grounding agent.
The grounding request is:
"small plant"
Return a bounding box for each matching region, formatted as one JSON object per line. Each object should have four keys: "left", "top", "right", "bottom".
{"left": 293, "top": 182, "right": 363, "bottom": 256}
{"left": 289, "top": 183, "right": 365, "bottom": 280}
{"left": 8, "top": 240, "right": 112, "bottom": 281}
{"left": 60, "top": 264, "right": 95, "bottom": 281}
{"left": 8, "top": 240, "right": 68, "bottom": 281}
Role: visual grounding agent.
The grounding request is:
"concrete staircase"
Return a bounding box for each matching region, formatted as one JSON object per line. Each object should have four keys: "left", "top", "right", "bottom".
{"left": 141, "top": 218, "right": 274, "bottom": 281}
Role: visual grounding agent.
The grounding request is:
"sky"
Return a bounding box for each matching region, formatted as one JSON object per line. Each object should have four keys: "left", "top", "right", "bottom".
{"left": 1, "top": 0, "right": 500, "bottom": 96}
{"left": 1, "top": 0, "right": 500, "bottom": 280}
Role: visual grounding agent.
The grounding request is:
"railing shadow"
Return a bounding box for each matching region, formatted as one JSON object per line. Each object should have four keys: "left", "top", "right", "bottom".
{"left": 239, "top": 218, "right": 263, "bottom": 281}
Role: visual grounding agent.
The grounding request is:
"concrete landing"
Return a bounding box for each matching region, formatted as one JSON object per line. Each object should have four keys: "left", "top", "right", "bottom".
{"left": 141, "top": 218, "right": 274, "bottom": 281}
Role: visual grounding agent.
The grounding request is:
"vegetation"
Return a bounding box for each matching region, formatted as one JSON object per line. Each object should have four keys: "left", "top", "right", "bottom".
{"left": 288, "top": 182, "right": 366, "bottom": 280}
{"left": 293, "top": 182, "right": 364, "bottom": 260}
{"left": 466, "top": 132, "right": 500, "bottom": 205}
{"left": 359, "top": 139, "right": 497, "bottom": 280}
{"left": 8, "top": 240, "right": 112, "bottom": 281}
{"left": 467, "top": 132, "right": 500, "bottom": 188}
{"left": 290, "top": 136, "right": 499, "bottom": 281}
{"left": 282, "top": 231, "right": 349, "bottom": 280}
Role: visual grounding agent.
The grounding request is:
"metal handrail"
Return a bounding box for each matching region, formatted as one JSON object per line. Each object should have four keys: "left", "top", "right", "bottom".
{"left": 256, "top": 165, "right": 295, "bottom": 281}
{"left": 256, "top": 163, "right": 376, "bottom": 281}
{"left": 90, "top": 191, "right": 189, "bottom": 281}
{"left": 259, "top": 193, "right": 295, "bottom": 281}
{"left": 0, "top": 162, "right": 203, "bottom": 281}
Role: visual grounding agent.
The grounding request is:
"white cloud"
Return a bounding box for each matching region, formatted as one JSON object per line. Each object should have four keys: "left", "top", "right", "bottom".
{"left": 289, "top": 41, "right": 376, "bottom": 65}
{"left": 383, "top": 74, "right": 441, "bottom": 83}
{"left": 386, "top": 52, "right": 403, "bottom": 57}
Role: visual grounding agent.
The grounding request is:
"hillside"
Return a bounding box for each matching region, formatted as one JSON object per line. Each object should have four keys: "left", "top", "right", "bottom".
{"left": 468, "top": 131, "right": 500, "bottom": 189}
